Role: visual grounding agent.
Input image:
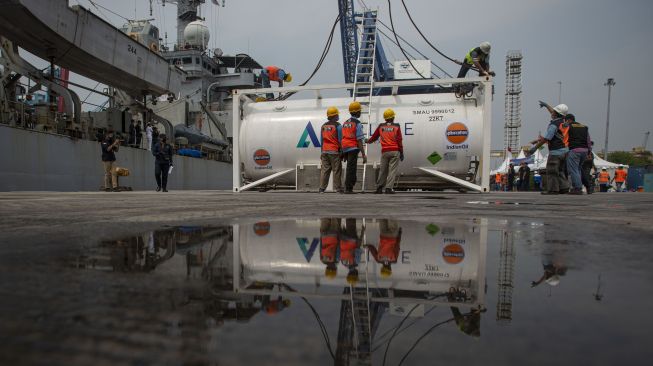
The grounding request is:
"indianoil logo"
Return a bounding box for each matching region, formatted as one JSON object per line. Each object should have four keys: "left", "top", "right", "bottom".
{"left": 253, "top": 149, "right": 271, "bottom": 166}
{"left": 442, "top": 244, "right": 465, "bottom": 264}
{"left": 445, "top": 122, "right": 469, "bottom": 144}
{"left": 253, "top": 221, "right": 271, "bottom": 236}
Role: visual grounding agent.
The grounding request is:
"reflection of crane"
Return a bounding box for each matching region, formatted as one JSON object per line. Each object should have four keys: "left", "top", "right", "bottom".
{"left": 496, "top": 230, "right": 515, "bottom": 324}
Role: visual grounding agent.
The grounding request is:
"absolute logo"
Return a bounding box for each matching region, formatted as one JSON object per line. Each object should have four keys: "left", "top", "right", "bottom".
{"left": 446, "top": 122, "right": 469, "bottom": 144}
{"left": 297, "top": 121, "right": 321, "bottom": 148}
{"left": 253, "top": 149, "right": 271, "bottom": 166}
{"left": 442, "top": 243, "right": 465, "bottom": 264}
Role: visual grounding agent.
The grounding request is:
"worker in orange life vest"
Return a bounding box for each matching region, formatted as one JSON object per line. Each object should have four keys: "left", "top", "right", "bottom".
{"left": 341, "top": 101, "right": 367, "bottom": 193}
{"left": 366, "top": 219, "right": 402, "bottom": 278}
{"left": 366, "top": 108, "right": 404, "bottom": 194}
{"left": 598, "top": 167, "right": 611, "bottom": 192}
{"left": 319, "top": 107, "right": 344, "bottom": 193}
{"left": 320, "top": 218, "right": 341, "bottom": 279}
{"left": 340, "top": 218, "right": 363, "bottom": 285}
{"left": 612, "top": 164, "right": 628, "bottom": 192}
{"left": 260, "top": 65, "right": 292, "bottom": 99}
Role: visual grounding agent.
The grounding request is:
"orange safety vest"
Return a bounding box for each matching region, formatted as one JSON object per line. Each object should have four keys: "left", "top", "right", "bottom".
{"left": 265, "top": 66, "right": 281, "bottom": 81}
{"left": 598, "top": 171, "right": 610, "bottom": 183}
{"left": 614, "top": 169, "right": 627, "bottom": 183}
{"left": 321, "top": 121, "right": 340, "bottom": 153}
{"left": 379, "top": 123, "right": 401, "bottom": 151}
{"left": 340, "top": 239, "right": 358, "bottom": 266}
{"left": 320, "top": 235, "right": 338, "bottom": 263}
{"left": 341, "top": 118, "right": 360, "bottom": 150}
{"left": 495, "top": 173, "right": 501, "bottom": 184}
{"left": 378, "top": 236, "right": 400, "bottom": 263}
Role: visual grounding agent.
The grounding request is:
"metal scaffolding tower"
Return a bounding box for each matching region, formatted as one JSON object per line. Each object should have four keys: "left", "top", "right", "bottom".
{"left": 496, "top": 231, "right": 515, "bottom": 324}
{"left": 504, "top": 50, "right": 523, "bottom": 152}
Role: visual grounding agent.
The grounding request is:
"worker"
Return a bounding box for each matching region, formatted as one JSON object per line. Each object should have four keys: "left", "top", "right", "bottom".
{"left": 565, "top": 114, "right": 592, "bottom": 195}
{"left": 582, "top": 142, "right": 596, "bottom": 194}
{"left": 366, "top": 108, "right": 404, "bottom": 194}
{"left": 494, "top": 172, "right": 502, "bottom": 191}
{"left": 320, "top": 218, "right": 341, "bottom": 279}
{"left": 341, "top": 101, "right": 367, "bottom": 193}
{"left": 101, "top": 130, "right": 120, "bottom": 192}
{"left": 457, "top": 41, "right": 495, "bottom": 78}
{"left": 598, "top": 167, "right": 611, "bottom": 192}
{"left": 507, "top": 163, "right": 516, "bottom": 191}
{"left": 366, "top": 219, "right": 402, "bottom": 279}
{"left": 319, "top": 107, "right": 343, "bottom": 193}
{"left": 153, "top": 134, "right": 173, "bottom": 192}
{"left": 260, "top": 65, "right": 292, "bottom": 100}
{"left": 612, "top": 165, "right": 628, "bottom": 192}
{"left": 528, "top": 101, "right": 570, "bottom": 195}
{"left": 340, "top": 218, "right": 363, "bottom": 285}
{"left": 518, "top": 162, "right": 531, "bottom": 191}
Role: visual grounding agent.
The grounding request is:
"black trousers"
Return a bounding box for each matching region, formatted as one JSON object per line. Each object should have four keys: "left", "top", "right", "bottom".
{"left": 581, "top": 161, "right": 594, "bottom": 193}
{"left": 344, "top": 150, "right": 359, "bottom": 191}
{"left": 155, "top": 162, "right": 170, "bottom": 189}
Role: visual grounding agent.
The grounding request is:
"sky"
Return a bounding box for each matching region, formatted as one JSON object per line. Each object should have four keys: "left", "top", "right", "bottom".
{"left": 23, "top": 0, "right": 653, "bottom": 151}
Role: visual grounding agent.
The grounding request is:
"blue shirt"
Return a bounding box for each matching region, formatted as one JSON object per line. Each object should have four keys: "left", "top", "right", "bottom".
{"left": 342, "top": 122, "right": 365, "bottom": 153}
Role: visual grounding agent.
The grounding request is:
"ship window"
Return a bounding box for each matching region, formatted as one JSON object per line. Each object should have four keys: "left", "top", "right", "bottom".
{"left": 195, "top": 57, "right": 200, "bottom": 64}
{"left": 131, "top": 25, "right": 144, "bottom": 32}
{"left": 182, "top": 57, "right": 192, "bottom": 64}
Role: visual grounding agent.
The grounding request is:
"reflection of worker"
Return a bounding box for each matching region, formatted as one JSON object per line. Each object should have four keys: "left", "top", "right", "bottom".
{"left": 260, "top": 65, "right": 292, "bottom": 99}
{"left": 612, "top": 165, "right": 627, "bottom": 192}
{"left": 320, "top": 218, "right": 341, "bottom": 279}
{"left": 263, "top": 296, "right": 291, "bottom": 315}
{"left": 450, "top": 307, "right": 481, "bottom": 337}
{"left": 366, "top": 219, "right": 402, "bottom": 278}
{"left": 341, "top": 101, "right": 367, "bottom": 193}
{"left": 528, "top": 101, "right": 570, "bottom": 195}
{"left": 340, "top": 218, "right": 362, "bottom": 285}
{"left": 319, "top": 107, "right": 343, "bottom": 193}
{"left": 531, "top": 262, "right": 567, "bottom": 287}
{"left": 598, "top": 167, "right": 610, "bottom": 192}
{"left": 457, "top": 41, "right": 494, "bottom": 78}
{"left": 367, "top": 108, "right": 403, "bottom": 194}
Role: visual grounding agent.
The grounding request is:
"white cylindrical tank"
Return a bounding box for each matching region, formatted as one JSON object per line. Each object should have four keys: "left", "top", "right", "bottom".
{"left": 238, "top": 219, "right": 484, "bottom": 296}
{"left": 184, "top": 20, "right": 210, "bottom": 49}
{"left": 239, "top": 92, "right": 485, "bottom": 183}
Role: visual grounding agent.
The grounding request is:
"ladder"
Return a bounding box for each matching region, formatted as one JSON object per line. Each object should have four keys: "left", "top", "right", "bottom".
{"left": 353, "top": 10, "right": 379, "bottom": 192}
{"left": 348, "top": 226, "right": 373, "bottom": 365}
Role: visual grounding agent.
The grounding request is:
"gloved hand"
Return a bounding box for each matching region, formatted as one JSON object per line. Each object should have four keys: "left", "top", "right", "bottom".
{"left": 400, "top": 153, "right": 404, "bottom": 162}
{"left": 489, "top": 71, "right": 496, "bottom": 77}
{"left": 538, "top": 100, "right": 548, "bottom": 108}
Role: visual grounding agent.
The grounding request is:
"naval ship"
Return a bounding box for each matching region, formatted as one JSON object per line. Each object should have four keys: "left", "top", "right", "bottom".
{"left": 0, "top": 0, "right": 265, "bottom": 191}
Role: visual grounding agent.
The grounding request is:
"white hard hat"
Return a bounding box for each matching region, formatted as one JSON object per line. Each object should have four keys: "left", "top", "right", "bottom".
{"left": 545, "top": 275, "right": 560, "bottom": 287}
{"left": 618, "top": 164, "right": 624, "bottom": 167}
{"left": 553, "top": 104, "right": 568, "bottom": 116}
{"left": 480, "top": 41, "right": 491, "bottom": 54}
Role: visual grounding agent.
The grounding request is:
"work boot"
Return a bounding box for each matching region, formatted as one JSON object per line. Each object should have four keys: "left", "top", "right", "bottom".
{"left": 540, "top": 191, "right": 559, "bottom": 195}
{"left": 163, "top": 188, "right": 168, "bottom": 192}
{"left": 319, "top": 188, "right": 326, "bottom": 194}
{"left": 344, "top": 189, "right": 355, "bottom": 194}
{"left": 385, "top": 188, "right": 395, "bottom": 194}
{"left": 337, "top": 189, "right": 344, "bottom": 194}
{"left": 374, "top": 187, "right": 383, "bottom": 194}
{"left": 569, "top": 189, "right": 583, "bottom": 195}
{"left": 156, "top": 186, "right": 161, "bottom": 192}
{"left": 112, "top": 187, "right": 121, "bottom": 192}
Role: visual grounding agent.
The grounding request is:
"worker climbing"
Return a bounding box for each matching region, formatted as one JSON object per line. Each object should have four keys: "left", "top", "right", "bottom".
{"left": 367, "top": 108, "right": 404, "bottom": 194}
{"left": 457, "top": 41, "right": 495, "bottom": 78}
{"left": 341, "top": 101, "right": 367, "bottom": 194}
{"left": 260, "top": 65, "right": 292, "bottom": 99}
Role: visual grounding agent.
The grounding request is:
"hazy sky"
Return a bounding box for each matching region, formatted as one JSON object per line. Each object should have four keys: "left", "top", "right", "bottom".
{"left": 48, "top": 0, "right": 653, "bottom": 150}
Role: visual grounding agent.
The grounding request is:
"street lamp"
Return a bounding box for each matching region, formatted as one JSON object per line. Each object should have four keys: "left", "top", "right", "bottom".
{"left": 603, "top": 78, "right": 615, "bottom": 159}
{"left": 557, "top": 81, "right": 562, "bottom": 104}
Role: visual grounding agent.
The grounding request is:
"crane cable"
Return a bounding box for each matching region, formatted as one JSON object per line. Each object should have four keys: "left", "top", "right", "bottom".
{"left": 387, "top": 0, "right": 427, "bottom": 79}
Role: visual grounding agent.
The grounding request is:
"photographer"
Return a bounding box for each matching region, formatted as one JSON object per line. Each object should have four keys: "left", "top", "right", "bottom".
{"left": 153, "top": 134, "right": 173, "bottom": 192}
{"left": 101, "top": 130, "right": 120, "bottom": 192}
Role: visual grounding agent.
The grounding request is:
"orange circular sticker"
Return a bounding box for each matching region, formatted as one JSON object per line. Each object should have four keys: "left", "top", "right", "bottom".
{"left": 253, "top": 221, "right": 270, "bottom": 236}
{"left": 253, "top": 149, "right": 271, "bottom": 166}
{"left": 442, "top": 244, "right": 465, "bottom": 264}
{"left": 446, "top": 122, "right": 469, "bottom": 144}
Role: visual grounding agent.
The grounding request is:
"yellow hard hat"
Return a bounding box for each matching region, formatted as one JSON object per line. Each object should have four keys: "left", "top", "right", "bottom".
{"left": 383, "top": 108, "right": 396, "bottom": 120}
{"left": 284, "top": 73, "right": 292, "bottom": 82}
{"left": 349, "top": 101, "right": 362, "bottom": 113}
{"left": 346, "top": 273, "right": 359, "bottom": 285}
{"left": 327, "top": 106, "right": 339, "bottom": 118}
{"left": 325, "top": 267, "right": 337, "bottom": 279}
{"left": 380, "top": 265, "right": 392, "bottom": 278}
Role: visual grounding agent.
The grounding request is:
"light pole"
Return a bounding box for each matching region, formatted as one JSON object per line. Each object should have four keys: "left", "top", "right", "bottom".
{"left": 557, "top": 81, "right": 562, "bottom": 104}
{"left": 603, "top": 78, "right": 615, "bottom": 159}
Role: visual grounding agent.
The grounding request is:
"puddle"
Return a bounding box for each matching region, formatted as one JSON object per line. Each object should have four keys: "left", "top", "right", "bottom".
{"left": 1, "top": 218, "right": 652, "bottom": 365}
